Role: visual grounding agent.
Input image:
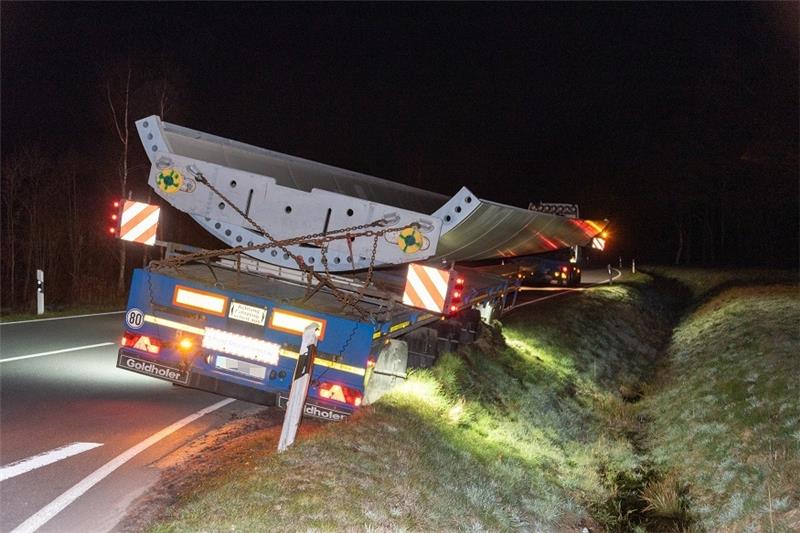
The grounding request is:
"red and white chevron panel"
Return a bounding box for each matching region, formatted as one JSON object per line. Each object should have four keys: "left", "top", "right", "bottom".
{"left": 119, "top": 200, "right": 160, "bottom": 245}
{"left": 402, "top": 263, "right": 451, "bottom": 314}
{"left": 591, "top": 236, "right": 606, "bottom": 250}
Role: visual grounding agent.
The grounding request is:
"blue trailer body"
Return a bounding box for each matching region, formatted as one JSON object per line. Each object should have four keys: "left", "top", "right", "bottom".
{"left": 117, "top": 258, "right": 518, "bottom": 419}
{"left": 118, "top": 267, "right": 382, "bottom": 420}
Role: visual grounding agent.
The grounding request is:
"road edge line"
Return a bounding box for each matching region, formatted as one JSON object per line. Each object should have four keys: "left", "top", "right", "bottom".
{"left": 0, "top": 343, "right": 116, "bottom": 364}
{"left": 10, "top": 397, "right": 236, "bottom": 533}
{"left": 1, "top": 443, "right": 104, "bottom": 482}
{"left": 0, "top": 310, "right": 125, "bottom": 326}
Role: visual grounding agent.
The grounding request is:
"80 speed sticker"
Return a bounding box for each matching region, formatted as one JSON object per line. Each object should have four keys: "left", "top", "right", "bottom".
{"left": 126, "top": 308, "right": 145, "bottom": 329}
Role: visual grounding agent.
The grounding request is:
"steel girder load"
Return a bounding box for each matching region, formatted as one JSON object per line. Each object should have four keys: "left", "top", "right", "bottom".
{"left": 136, "top": 116, "right": 607, "bottom": 271}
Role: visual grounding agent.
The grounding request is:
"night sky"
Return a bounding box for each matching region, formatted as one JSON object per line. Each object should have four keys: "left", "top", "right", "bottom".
{"left": 2, "top": 2, "right": 798, "bottom": 265}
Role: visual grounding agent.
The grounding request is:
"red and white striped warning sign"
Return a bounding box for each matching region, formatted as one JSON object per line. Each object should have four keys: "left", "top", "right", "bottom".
{"left": 119, "top": 200, "right": 160, "bottom": 245}
{"left": 591, "top": 236, "right": 606, "bottom": 250}
{"left": 402, "top": 263, "right": 451, "bottom": 314}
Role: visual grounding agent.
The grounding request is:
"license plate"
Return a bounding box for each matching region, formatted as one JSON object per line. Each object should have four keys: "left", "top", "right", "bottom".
{"left": 117, "top": 352, "right": 189, "bottom": 384}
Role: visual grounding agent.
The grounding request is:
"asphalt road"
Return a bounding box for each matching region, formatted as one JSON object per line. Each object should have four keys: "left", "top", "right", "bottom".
{"left": 509, "top": 267, "right": 623, "bottom": 311}
{"left": 0, "top": 313, "right": 258, "bottom": 533}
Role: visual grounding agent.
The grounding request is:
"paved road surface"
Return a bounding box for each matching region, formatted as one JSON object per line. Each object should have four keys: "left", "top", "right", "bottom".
{"left": 0, "top": 313, "right": 258, "bottom": 532}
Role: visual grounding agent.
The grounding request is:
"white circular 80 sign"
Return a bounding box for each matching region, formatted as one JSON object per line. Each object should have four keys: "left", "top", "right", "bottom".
{"left": 125, "top": 308, "right": 145, "bottom": 329}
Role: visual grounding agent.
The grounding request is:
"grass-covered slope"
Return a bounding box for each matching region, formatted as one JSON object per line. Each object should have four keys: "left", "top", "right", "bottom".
{"left": 147, "top": 269, "right": 799, "bottom": 531}
{"left": 642, "top": 276, "right": 800, "bottom": 530}
{"left": 150, "top": 274, "right": 678, "bottom": 531}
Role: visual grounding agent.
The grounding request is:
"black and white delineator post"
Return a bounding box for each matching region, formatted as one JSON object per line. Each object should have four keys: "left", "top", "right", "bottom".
{"left": 36, "top": 269, "right": 44, "bottom": 315}
{"left": 277, "top": 323, "right": 319, "bottom": 452}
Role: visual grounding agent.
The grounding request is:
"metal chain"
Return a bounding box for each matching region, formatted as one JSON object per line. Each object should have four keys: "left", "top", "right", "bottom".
{"left": 167, "top": 170, "right": 415, "bottom": 320}
{"left": 149, "top": 228, "right": 386, "bottom": 270}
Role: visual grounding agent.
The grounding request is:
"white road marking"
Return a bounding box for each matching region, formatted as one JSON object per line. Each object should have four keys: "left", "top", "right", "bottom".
{"left": 507, "top": 269, "right": 623, "bottom": 312}
{"left": 1, "top": 443, "right": 103, "bottom": 482}
{"left": 0, "top": 343, "right": 115, "bottom": 364}
{"left": 0, "top": 310, "right": 125, "bottom": 326}
{"left": 11, "top": 397, "right": 236, "bottom": 533}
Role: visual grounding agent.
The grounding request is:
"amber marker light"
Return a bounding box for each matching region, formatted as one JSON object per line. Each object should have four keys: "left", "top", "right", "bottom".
{"left": 178, "top": 338, "right": 194, "bottom": 351}
{"left": 269, "top": 309, "right": 327, "bottom": 340}
{"left": 172, "top": 285, "right": 229, "bottom": 316}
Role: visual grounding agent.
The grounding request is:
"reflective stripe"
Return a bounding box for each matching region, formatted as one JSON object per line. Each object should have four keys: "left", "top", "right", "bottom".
{"left": 279, "top": 348, "right": 365, "bottom": 376}
{"left": 316, "top": 359, "right": 366, "bottom": 376}
{"left": 120, "top": 201, "right": 160, "bottom": 245}
{"left": 389, "top": 320, "right": 411, "bottom": 333}
{"left": 143, "top": 315, "right": 205, "bottom": 335}
{"left": 592, "top": 237, "right": 606, "bottom": 250}
{"left": 402, "top": 264, "right": 451, "bottom": 313}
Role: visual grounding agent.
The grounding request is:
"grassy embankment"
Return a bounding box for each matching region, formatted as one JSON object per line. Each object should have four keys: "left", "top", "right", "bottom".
{"left": 146, "top": 269, "right": 798, "bottom": 531}
{"left": 641, "top": 268, "right": 799, "bottom": 530}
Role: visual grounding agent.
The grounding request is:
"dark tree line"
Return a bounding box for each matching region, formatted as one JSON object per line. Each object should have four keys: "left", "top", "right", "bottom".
{"left": 1, "top": 60, "right": 186, "bottom": 312}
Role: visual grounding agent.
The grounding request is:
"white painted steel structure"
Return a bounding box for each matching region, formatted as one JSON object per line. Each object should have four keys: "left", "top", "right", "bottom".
{"left": 136, "top": 116, "right": 606, "bottom": 271}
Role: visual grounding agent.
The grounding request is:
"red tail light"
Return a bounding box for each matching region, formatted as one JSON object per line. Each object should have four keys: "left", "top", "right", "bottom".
{"left": 448, "top": 274, "right": 466, "bottom": 315}
{"left": 561, "top": 266, "right": 568, "bottom": 272}
{"left": 121, "top": 331, "right": 161, "bottom": 354}
{"left": 318, "top": 382, "right": 363, "bottom": 407}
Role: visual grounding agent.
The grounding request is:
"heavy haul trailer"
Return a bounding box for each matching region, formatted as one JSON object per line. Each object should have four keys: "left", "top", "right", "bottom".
{"left": 118, "top": 257, "right": 518, "bottom": 420}
{"left": 117, "top": 115, "right": 608, "bottom": 419}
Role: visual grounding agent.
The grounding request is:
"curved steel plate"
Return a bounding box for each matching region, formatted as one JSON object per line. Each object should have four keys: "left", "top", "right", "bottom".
{"left": 136, "top": 116, "right": 607, "bottom": 271}
{"left": 137, "top": 116, "right": 447, "bottom": 215}
{"left": 432, "top": 193, "right": 607, "bottom": 261}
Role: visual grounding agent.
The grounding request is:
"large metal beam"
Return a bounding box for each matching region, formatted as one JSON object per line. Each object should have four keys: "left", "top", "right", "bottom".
{"left": 431, "top": 192, "right": 606, "bottom": 262}
{"left": 136, "top": 116, "right": 607, "bottom": 271}
{"left": 137, "top": 116, "right": 447, "bottom": 213}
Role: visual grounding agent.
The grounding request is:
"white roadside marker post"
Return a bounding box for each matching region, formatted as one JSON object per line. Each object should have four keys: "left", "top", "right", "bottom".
{"left": 632, "top": 259, "right": 636, "bottom": 274}
{"left": 277, "top": 323, "right": 320, "bottom": 452}
{"left": 36, "top": 269, "right": 44, "bottom": 315}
